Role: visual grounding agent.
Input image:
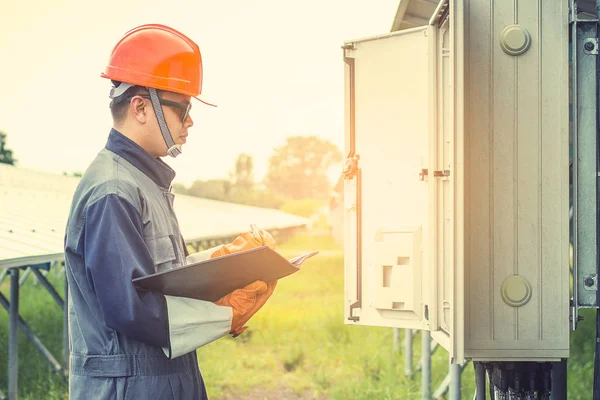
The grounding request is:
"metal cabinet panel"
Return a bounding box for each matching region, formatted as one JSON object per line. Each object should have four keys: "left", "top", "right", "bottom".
{"left": 343, "top": 26, "right": 434, "bottom": 332}
{"left": 342, "top": 0, "right": 568, "bottom": 363}
{"left": 463, "top": 0, "right": 569, "bottom": 360}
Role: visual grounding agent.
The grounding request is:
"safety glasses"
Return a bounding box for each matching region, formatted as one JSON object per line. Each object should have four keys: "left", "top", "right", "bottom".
{"left": 138, "top": 95, "right": 192, "bottom": 123}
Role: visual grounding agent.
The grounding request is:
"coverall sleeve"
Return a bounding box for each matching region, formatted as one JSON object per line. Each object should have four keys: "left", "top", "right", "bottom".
{"left": 84, "top": 194, "right": 232, "bottom": 359}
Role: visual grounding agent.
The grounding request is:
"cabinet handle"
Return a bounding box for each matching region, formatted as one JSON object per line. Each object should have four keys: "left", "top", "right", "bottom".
{"left": 433, "top": 170, "right": 450, "bottom": 177}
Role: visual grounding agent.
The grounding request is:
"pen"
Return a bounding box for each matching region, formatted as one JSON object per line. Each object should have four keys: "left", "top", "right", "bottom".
{"left": 250, "top": 224, "right": 260, "bottom": 241}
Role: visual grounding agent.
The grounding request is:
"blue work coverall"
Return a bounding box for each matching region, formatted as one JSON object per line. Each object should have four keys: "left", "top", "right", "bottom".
{"left": 64, "top": 129, "right": 233, "bottom": 399}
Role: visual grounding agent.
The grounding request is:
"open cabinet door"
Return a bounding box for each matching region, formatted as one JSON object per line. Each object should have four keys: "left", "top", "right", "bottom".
{"left": 343, "top": 25, "right": 436, "bottom": 331}
{"left": 429, "top": 1, "right": 465, "bottom": 364}
{"left": 342, "top": 0, "right": 465, "bottom": 363}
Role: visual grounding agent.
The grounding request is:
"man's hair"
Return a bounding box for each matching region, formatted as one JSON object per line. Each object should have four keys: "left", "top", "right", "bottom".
{"left": 109, "top": 82, "right": 149, "bottom": 123}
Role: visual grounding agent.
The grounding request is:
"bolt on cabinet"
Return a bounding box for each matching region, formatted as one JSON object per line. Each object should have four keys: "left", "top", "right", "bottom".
{"left": 343, "top": 0, "right": 569, "bottom": 363}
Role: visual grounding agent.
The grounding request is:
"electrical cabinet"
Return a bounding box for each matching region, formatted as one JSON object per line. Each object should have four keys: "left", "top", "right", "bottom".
{"left": 343, "top": 0, "right": 569, "bottom": 363}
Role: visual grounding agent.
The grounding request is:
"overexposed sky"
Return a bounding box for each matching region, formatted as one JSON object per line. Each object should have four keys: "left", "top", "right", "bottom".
{"left": 0, "top": 0, "right": 399, "bottom": 186}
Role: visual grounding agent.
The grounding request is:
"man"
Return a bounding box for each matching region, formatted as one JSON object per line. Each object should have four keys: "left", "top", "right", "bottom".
{"left": 64, "top": 24, "right": 275, "bottom": 399}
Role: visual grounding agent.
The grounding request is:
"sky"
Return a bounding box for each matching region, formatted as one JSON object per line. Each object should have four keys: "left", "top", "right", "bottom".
{"left": 0, "top": 0, "right": 400, "bottom": 187}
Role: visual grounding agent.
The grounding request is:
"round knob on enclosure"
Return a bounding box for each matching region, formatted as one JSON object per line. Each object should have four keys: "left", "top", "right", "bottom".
{"left": 501, "top": 275, "right": 532, "bottom": 307}
{"left": 500, "top": 25, "right": 531, "bottom": 56}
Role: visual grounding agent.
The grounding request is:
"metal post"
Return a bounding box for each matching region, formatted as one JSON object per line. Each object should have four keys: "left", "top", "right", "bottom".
{"left": 63, "top": 273, "right": 69, "bottom": 371}
{"left": 8, "top": 268, "right": 19, "bottom": 400}
{"left": 449, "top": 362, "right": 462, "bottom": 400}
{"left": 416, "top": 340, "right": 439, "bottom": 372}
{"left": 551, "top": 359, "right": 567, "bottom": 400}
{"left": 474, "top": 361, "right": 486, "bottom": 400}
{"left": 393, "top": 328, "right": 400, "bottom": 352}
{"left": 404, "top": 329, "right": 413, "bottom": 377}
{"left": 572, "top": 1, "right": 600, "bottom": 329}
{"left": 421, "top": 330, "right": 431, "bottom": 399}
{"left": 595, "top": 4, "right": 600, "bottom": 400}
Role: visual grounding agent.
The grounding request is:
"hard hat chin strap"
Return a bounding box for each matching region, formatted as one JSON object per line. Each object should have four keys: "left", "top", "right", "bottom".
{"left": 166, "top": 144, "right": 182, "bottom": 158}
{"left": 148, "top": 88, "right": 182, "bottom": 158}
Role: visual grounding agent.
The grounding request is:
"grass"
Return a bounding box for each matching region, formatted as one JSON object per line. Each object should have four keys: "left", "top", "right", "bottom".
{"left": 0, "top": 232, "right": 597, "bottom": 399}
{"left": 197, "top": 233, "right": 477, "bottom": 399}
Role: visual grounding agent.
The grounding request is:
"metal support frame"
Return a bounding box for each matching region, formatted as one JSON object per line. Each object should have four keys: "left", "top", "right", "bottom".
{"left": 31, "top": 268, "right": 64, "bottom": 308}
{"left": 474, "top": 362, "right": 486, "bottom": 400}
{"left": 2, "top": 227, "right": 302, "bottom": 397}
{"left": 400, "top": 327, "right": 465, "bottom": 399}
{"left": 18, "top": 268, "right": 32, "bottom": 287}
{"left": 421, "top": 331, "right": 432, "bottom": 399}
{"left": 2, "top": 262, "right": 68, "bottom": 399}
{"left": 8, "top": 268, "right": 19, "bottom": 400}
{"left": 551, "top": 359, "right": 567, "bottom": 400}
{"left": 63, "top": 273, "right": 69, "bottom": 368}
{"left": 404, "top": 329, "right": 414, "bottom": 377}
{"left": 0, "top": 269, "right": 8, "bottom": 285}
{"left": 0, "top": 291, "right": 64, "bottom": 374}
{"left": 448, "top": 363, "right": 462, "bottom": 400}
{"left": 416, "top": 338, "right": 439, "bottom": 373}
{"left": 433, "top": 361, "right": 469, "bottom": 399}
{"left": 571, "top": 0, "right": 600, "bottom": 329}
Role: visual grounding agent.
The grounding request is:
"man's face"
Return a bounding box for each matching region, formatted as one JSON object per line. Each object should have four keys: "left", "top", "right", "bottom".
{"left": 159, "top": 90, "right": 193, "bottom": 149}
{"left": 134, "top": 90, "right": 194, "bottom": 157}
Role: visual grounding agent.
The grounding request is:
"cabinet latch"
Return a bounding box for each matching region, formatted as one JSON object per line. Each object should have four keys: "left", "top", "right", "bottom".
{"left": 343, "top": 155, "right": 360, "bottom": 179}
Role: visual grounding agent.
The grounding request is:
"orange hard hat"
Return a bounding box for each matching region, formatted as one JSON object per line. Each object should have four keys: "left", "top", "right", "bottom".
{"left": 101, "top": 24, "right": 214, "bottom": 105}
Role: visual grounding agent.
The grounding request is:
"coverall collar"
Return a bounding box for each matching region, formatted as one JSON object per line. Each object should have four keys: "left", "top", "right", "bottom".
{"left": 106, "top": 128, "right": 176, "bottom": 189}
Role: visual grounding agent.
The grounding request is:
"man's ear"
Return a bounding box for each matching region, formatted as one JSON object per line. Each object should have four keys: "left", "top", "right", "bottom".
{"left": 130, "top": 96, "right": 148, "bottom": 124}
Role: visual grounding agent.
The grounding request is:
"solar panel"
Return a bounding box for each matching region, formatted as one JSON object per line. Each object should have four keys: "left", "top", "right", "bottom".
{"left": 0, "top": 163, "right": 308, "bottom": 266}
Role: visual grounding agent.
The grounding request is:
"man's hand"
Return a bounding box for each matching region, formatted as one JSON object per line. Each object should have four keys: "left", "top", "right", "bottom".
{"left": 215, "top": 280, "right": 277, "bottom": 336}
{"left": 210, "top": 227, "right": 278, "bottom": 336}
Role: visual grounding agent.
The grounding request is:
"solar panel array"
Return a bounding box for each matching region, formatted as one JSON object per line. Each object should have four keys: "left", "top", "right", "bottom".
{"left": 0, "top": 163, "right": 308, "bottom": 268}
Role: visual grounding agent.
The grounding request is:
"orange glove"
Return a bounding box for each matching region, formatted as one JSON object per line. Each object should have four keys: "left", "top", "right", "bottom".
{"left": 215, "top": 280, "right": 277, "bottom": 336}
{"left": 212, "top": 227, "right": 278, "bottom": 336}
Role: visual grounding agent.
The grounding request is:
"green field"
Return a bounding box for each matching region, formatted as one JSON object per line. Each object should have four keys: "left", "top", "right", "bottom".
{"left": 0, "top": 233, "right": 596, "bottom": 399}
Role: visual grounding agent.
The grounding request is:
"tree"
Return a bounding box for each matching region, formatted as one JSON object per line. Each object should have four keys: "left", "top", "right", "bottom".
{"left": 0, "top": 131, "right": 16, "bottom": 165}
{"left": 186, "top": 179, "right": 232, "bottom": 201}
{"left": 62, "top": 171, "right": 83, "bottom": 177}
{"left": 264, "top": 136, "right": 342, "bottom": 200}
{"left": 230, "top": 153, "right": 254, "bottom": 190}
{"left": 171, "top": 182, "right": 188, "bottom": 195}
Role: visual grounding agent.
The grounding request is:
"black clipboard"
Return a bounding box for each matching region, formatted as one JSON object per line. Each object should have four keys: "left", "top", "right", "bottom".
{"left": 133, "top": 246, "right": 318, "bottom": 302}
